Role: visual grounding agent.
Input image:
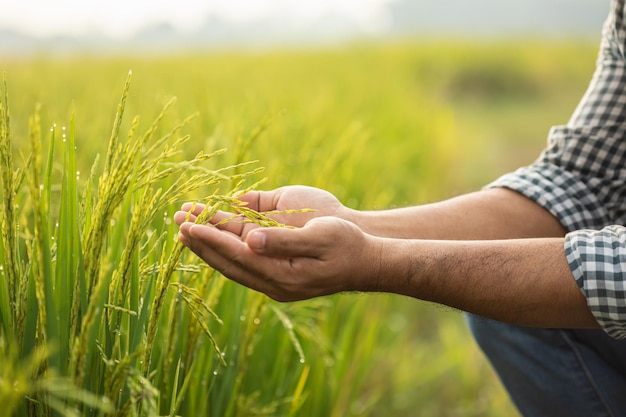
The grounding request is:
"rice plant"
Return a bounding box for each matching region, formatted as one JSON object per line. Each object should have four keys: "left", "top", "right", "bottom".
{"left": 0, "top": 71, "right": 316, "bottom": 416}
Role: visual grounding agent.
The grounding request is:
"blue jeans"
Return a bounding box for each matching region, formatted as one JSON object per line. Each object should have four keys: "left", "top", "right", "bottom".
{"left": 466, "top": 314, "right": 626, "bottom": 417}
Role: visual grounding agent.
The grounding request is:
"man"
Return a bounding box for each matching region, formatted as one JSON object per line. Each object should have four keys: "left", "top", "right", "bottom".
{"left": 175, "top": 1, "right": 626, "bottom": 415}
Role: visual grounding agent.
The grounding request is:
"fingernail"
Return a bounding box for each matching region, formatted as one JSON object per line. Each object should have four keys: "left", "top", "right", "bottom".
{"left": 247, "top": 230, "right": 266, "bottom": 251}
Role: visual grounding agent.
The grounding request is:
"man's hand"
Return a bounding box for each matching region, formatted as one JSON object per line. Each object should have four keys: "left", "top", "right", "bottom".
{"left": 177, "top": 216, "right": 383, "bottom": 302}
{"left": 174, "top": 185, "right": 351, "bottom": 239}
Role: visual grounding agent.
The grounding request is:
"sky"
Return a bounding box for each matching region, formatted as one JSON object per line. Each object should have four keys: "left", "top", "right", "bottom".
{"left": 0, "top": 0, "right": 394, "bottom": 39}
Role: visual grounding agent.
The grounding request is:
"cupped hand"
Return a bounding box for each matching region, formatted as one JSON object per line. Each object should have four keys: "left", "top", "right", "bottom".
{"left": 174, "top": 185, "right": 352, "bottom": 239}
{"left": 177, "top": 216, "right": 383, "bottom": 302}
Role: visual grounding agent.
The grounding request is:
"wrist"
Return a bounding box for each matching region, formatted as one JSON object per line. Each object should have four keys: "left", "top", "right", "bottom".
{"left": 361, "top": 237, "right": 425, "bottom": 296}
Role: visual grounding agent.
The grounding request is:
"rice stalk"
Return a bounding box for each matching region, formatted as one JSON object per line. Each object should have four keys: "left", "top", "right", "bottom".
{"left": 0, "top": 75, "right": 19, "bottom": 344}
{"left": 100, "top": 345, "right": 142, "bottom": 411}
{"left": 225, "top": 291, "right": 267, "bottom": 417}
{"left": 70, "top": 73, "right": 196, "bottom": 388}
{"left": 180, "top": 263, "right": 224, "bottom": 381}
{"left": 126, "top": 369, "right": 159, "bottom": 417}
{"left": 23, "top": 105, "right": 59, "bottom": 370}
{"left": 142, "top": 223, "right": 212, "bottom": 376}
{"left": 82, "top": 80, "right": 133, "bottom": 292}
{"left": 169, "top": 282, "right": 224, "bottom": 362}
{"left": 269, "top": 304, "right": 306, "bottom": 364}
{"left": 0, "top": 337, "right": 46, "bottom": 416}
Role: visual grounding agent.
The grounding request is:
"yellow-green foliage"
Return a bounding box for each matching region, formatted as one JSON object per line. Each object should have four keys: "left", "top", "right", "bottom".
{"left": 0, "top": 39, "right": 598, "bottom": 417}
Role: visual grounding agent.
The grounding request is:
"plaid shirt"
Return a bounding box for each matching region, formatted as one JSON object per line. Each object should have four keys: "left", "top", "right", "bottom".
{"left": 487, "top": 0, "right": 626, "bottom": 339}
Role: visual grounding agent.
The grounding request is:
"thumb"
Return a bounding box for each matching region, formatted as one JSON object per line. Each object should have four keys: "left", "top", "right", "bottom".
{"left": 246, "top": 226, "right": 325, "bottom": 258}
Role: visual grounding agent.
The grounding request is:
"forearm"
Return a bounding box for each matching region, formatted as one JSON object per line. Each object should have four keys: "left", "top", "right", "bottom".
{"left": 345, "top": 188, "right": 567, "bottom": 240}
{"left": 375, "top": 236, "right": 598, "bottom": 329}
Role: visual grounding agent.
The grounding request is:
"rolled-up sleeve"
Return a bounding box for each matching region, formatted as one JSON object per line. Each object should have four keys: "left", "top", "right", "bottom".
{"left": 566, "top": 227, "right": 626, "bottom": 339}
{"left": 486, "top": 0, "right": 626, "bottom": 338}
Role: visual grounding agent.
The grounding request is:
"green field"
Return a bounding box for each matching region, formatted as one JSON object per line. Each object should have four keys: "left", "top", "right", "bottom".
{"left": 0, "top": 39, "right": 598, "bottom": 416}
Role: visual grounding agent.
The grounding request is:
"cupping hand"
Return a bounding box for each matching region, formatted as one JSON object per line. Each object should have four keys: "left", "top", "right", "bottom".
{"left": 173, "top": 185, "right": 352, "bottom": 239}
{"left": 176, "top": 213, "right": 383, "bottom": 302}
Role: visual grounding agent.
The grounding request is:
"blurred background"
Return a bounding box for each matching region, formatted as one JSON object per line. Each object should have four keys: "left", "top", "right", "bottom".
{"left": 0, "top": 1, "right": 609, "bottom": 416}
{"left": 0, "top": 0, "right": 608, "bottom": 54}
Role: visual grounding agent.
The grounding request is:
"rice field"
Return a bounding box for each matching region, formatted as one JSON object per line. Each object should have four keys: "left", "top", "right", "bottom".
{"left": 0, "top": 39, "right": 598, "bottom": 416}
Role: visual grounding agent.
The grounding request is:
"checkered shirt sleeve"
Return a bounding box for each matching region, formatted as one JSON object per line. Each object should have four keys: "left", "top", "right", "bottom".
{"left": 486, "top": 0, "right": 626, "bottom": 339}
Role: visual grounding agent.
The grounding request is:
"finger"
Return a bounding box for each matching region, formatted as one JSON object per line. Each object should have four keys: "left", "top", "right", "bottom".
{"left": 236, "top": 190, "right": 262, "bottom": 211}
{"left": 245, "top": 221, "right": 335, "bottom": 258}
{"left": 209, "top": 210, "right": 248, "bottom": 235}
{"left": 175, "top": 202, "right": 207, "bottom": 225}
{"left": 180, "top": 202, "right": 206, "bottom": 215}
{"left": 174, "top": 210, "right": 197, "bottom": 226}
{"left": 179, "top": 222, "right": 246, "bottom": 266}
{"left": 180, "top": 228, "right": 262, "bottom": 289}
{"left": 177, "top": 229, "right": 190, "bottom": 246}
{"left": 237, "top": 189, "right": 280, "bottom": 212}
{"left": 180, "top": 223, "right": 289, "bottom": 294}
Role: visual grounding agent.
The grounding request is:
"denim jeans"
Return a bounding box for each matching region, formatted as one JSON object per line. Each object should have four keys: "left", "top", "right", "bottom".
{"left": 466, "top": 314, "right": 626, "bottom": 417}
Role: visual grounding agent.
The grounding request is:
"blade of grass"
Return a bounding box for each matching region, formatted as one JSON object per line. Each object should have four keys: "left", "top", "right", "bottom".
{"left": 288, "top": 365, "right": 310, "bottom": 417}
{"left": 56, "top": 117, "right": 84, "bottom": 375}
